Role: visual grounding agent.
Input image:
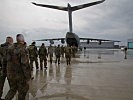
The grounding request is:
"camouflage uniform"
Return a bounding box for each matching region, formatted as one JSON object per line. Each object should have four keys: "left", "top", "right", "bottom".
{"left": 48, "top": 45, "right": 54, "bottom": 64}
{"left": 55, "top": 45, "right": 61, "bottom": 64}
{"left": 28, "top": 43, "right": 38, "bottom": 70}
{"left": 65, "top": 45, "right": 72, "bottom": 65}
{"left": 0, "top": 46, "right": 2, "bottom": 71}
{"left": 0, "top": 42, "right": 12, "bottom": 99}
{"left": 71, "top": 45, "right": 77, "bottom": 57}
{"left": 5, "top": 42, "right": 31, "bottom": 100}
{"left": 61, "top": 45, "right": 65, "bottom": 58}
{"left": 38, "top": 44, "right": 48, "bottom": 70}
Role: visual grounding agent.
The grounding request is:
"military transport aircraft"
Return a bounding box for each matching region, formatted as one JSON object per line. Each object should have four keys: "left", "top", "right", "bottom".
{"left": 32, "top": 0, "right": 119, "bottom": 47}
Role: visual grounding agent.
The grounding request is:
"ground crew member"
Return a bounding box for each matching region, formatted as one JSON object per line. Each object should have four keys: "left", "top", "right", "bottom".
{"left": 38, "top": 43, "right": 48, "bottom": 70}
{"left": 28, "top": 42, "right": 39, "bottom": 70}
{"left": 0, "top": 37, "right": 13, "bottom": 100}
{"left": 124, "top": 47, "right": 128, "bottom": 59}
{"left": 5, "top": 34, "right": 31, "bottom": 100}
{"left": 65, "top": 44, "right": 72, "bottom": 65}
{"left": 55, "top": 45, "right": 61, "bottom": 64}
{"left": 48, "top": 44, "right": 54, "bottom": 64}
{"left": 61, "top": 45, "right": 65, "bottom": 58}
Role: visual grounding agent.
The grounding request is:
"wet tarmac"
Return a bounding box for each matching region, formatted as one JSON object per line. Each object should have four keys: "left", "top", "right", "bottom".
{"left": 2, "top": 49, "right": 133, "bottom": 100}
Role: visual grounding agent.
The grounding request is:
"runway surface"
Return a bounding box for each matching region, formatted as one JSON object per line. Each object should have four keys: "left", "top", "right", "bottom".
{"left": 2, "top": 49, "right": 133, "bottom": 100}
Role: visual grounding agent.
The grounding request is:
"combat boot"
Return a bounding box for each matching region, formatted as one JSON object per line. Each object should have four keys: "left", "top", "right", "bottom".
{"left": 44, "top": 66, "right": 47, "bottom": 69}
{"left": 50, "top": 60, "right": 52, "bottom": 64}
{"left": 40, "top": 67, "right": 43, "bottom": 70}
{"left": 66, "top": 60, "right": 69, "bottom": 65}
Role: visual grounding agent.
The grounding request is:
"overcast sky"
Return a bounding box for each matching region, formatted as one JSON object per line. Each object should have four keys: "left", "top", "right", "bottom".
{"left": 0, "top": 0, "right": 133, "bottom": 46}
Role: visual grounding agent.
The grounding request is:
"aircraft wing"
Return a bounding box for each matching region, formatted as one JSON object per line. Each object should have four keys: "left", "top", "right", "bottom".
{"left": 34, "top": 38, "right": 66, "bottom": 44}
{"left": 71, "top": 0, "right": 105, "bottom": 11}
{"left": 32, "top": 2, "right": 67, "bottom": 11}
{"left": 80, "top": 37, "right": 120, "bottom": 42}
{"left": 34, "top": 38, "right": 65, "bottom": 41}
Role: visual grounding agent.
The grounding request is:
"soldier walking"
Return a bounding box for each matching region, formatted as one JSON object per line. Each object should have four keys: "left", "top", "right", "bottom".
{"left": 48, "top": 44, "right": 54, "bottom": 64}
{"left": 0, "top": 48, "right": 2, "bottom": 72}
{"left": 5, "top": 34, "right": 31, "bottom": 100}
{"left": 0, "top": 36, "right": 13, "bottom": 100}
{"left": 71, "top": 45, "right": 77, "bottom": 58}
{"left": 61, "top": 45, "right": 65, "bottom": 58}
{"left": 38, "top": 43, "right": 48, "bottom": 70}
{"left": 28, "top": 42, "right": 39, "bottom": 70}
{"left": 65, "top": 44, "right": 72, "bottom": 65}
{"left": 55, "top": 45, "right": 61, "bottom": 64}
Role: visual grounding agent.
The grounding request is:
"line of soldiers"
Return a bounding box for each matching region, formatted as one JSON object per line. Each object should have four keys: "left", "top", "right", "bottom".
{"left": 0, "top": 34, "right": 77, "bottom": 100}
{"left": 27, "top": 42, "right": 78, "bottom": 70}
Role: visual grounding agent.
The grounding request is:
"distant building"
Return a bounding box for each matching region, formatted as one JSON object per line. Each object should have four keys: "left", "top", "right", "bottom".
{"left": 80, "top": 41, "right": 119, "bottom": 49}
{"left": 127, "top": 39, "right": 133, "bottom": 49}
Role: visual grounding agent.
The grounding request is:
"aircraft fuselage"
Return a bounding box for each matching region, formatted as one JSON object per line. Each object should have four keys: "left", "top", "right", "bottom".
{"left": 66, "top": 4, "right": 80, "bottom": 47}
{"left": 66, "top": 32, "right": 80, "bottom": 47}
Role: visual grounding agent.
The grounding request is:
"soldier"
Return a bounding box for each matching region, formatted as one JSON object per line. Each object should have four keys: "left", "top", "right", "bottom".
{"left": 28, "top": 42, "right": 39, "bottom": 70}
{"left": 48, "top": 44, "right": 54, "bottom": 64}
{"left": 71, "top": 45, "right": 77, "bottom": 57}
{"left": 64, "top": 44, "right": 72, "bottom": 65}
{"left": 55, "top": 45, "right": 61, "bottom": 64}
{"left": 0, "top": 45, "right": 2, "bottom": 71}
{"left": 0, "top": 36, "right": 13, "bottom": 100}
{"left": 124, "top": 47, "right": 128, "bottom": 59}
{"left": 38, "top": 43, "right": 48, "bottom": 70}
{"left": 61, "top": 45, "right": 65, "bottom": 58}
{"left": 5, "top": 34, "right": 31, "bottom": 100}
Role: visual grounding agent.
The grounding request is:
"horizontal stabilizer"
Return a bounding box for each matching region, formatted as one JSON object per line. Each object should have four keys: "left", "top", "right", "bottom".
{"left": 32, "top": 0, "right": 105, "bottom": 11}
{"left": 32, "top": 2, "right": 67, "bottom": 11}
{"left": 71, "top": 0, "right": 105, "bottom": 11}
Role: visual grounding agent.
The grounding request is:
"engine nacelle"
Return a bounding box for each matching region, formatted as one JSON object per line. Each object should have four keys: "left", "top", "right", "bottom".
{"left": 87, "top": 40, "right": 90, "bottom": 44}
{"left": 49, "top": 40, "right": 54, "bottom": 44}
{"left": 99, "top": 40, "right": 102, "bottom": 45}
{"left": 61, "top": 39, "right": 65, "bottom": 44}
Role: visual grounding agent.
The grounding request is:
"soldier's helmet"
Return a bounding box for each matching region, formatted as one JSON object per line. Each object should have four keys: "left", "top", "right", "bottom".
{"left": 16, "top": 34, "right": 24, "bottom": 43}
{"left": 42, "top": 43, "right": 44, "bottom": 46}
{"left": 32, "top": 41, "right": 36, "bottom": 45}
{"left": 6, "top": 36, "right": 13, "bottom": 44}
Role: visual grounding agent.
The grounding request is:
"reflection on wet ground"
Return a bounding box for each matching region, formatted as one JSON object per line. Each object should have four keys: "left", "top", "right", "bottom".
{"left": 2, "top": 49, "right": 133, "bottom": 100}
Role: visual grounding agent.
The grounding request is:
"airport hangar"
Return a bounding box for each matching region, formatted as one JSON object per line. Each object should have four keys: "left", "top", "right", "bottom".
{"left": 80, "top": 40, "right": 120, "bottom": 49}
{"left": 127, "top": 39, "right": 133, "bottom": 49}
